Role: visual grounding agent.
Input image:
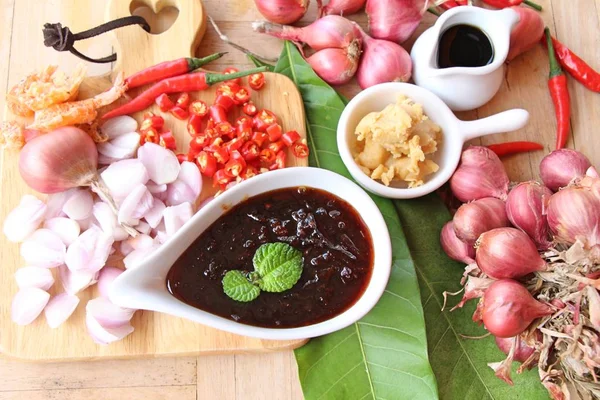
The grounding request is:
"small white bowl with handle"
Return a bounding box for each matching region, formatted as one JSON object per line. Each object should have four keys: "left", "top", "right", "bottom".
{"left": 109, "top": 167, "right": 392, "bottom": 340}
{"left": 337, "top": 82, "right": 529, "bottom": 199}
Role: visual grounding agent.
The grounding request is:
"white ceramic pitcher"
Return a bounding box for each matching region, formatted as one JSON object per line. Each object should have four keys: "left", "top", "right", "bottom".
{"left": 411, "top": 7, "right": 520, "bottom": 111}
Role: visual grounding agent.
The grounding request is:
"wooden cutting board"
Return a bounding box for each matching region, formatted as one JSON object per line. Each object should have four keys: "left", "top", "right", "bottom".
{"left": 0, "top": 0, "right": 308, "bottom": 361}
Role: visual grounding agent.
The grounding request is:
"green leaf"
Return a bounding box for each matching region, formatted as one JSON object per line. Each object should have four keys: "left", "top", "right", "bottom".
{"left": 253, "top": 242, "right": 303, "bottom": 293}
{"left": 275, "top": 41, "right": 438, "bottom": 400}
{"left": 394, "top": 195, "right": 549, "bottom": 399}
{"left": 222, "top": 270, "right": 260, "bottom": 302}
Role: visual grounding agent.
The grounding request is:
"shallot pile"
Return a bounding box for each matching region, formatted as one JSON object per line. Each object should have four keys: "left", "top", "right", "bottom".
{"left": 4, "top": 117, "right": 202, "bottom": 344}
{"left": 441, "top": 146, "right": 600, "bottom": 399}
{"left": 253, "top": 1, "right": 419, "bottom": 88}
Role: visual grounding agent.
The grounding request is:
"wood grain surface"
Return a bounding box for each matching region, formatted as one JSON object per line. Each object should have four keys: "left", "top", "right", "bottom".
{"left": 0, "top": 0, "right": 599, "bottom": 398}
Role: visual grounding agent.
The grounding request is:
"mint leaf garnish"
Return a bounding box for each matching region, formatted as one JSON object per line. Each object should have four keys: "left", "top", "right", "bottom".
{"left": 253, "top": 243, "right": 303, "bottom": 293}
{"left": 222, "top": 270, "right": 260, "bottom": 302}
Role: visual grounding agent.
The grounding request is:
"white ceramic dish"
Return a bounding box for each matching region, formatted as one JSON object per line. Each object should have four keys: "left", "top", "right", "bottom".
{"left": 337, "top": 82, "right": 529, "bottom": 199}
{"left": 110, "top": 167, "right": 392, "bottom": 340}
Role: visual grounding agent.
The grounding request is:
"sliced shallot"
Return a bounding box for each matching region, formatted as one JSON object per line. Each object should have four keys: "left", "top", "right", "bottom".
{"left": 3, "top": 195, "right": 47, "bottom": 242}
{"left": 20, "top": 229, "right": 66, "bottom": 268}
{"left": 86, "top": 313, "right": 134, "bottom": 346}
{"left": 137, "top": 143, "right": 180, "bottom": 185}
{"left": 97, "top": 267, "right": 123, "bottom": 298}
{"left": 118, "top": 183, "right": 154, "bottom": 225}
{"left": 163, "top": 202, "right": 193, "bottom": 237}
{"left": 101, "top": 116, "right": 138, "bottom": 139}
{"left": 44, "top": 293, "right": 80, "bottom": 328}
{"left": 43, "top": 217, "right": 81, "bottom": 246}
{"left": 65, "top": 225, "right": 114, "bottom": 273}
{"left": 86, "top": 297, "right": 135, "bottom": 329}
{"left": 62, "top": 189, "right": 93, "bottom": 220}
{"left": 99, "top": 158, "right": 149, "bottom": 202}
{"left": 14, "top": 266, "right": 54, "bottom": 290}
{"left": 59, "top": 264, "right": 98, "bottom": 295}
{"left": 93, "top": 202, "right": 129, "bottom": 242}
{"left": 11, "top": 287, "right": 50, "bottom": 325}
{"left": 143, "top": 198, "right": 166, "bottom": 229}
{"left": 97, "top": 132, "right": 140, "bottom": 162}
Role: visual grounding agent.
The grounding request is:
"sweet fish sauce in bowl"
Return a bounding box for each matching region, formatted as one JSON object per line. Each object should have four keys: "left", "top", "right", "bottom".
{"left": 166, "top": 187, "right": 374, "bottom": 328}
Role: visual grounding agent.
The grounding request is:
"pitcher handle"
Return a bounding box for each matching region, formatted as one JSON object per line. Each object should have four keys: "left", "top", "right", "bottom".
{"left": 458, "top": 109, "right": 530, "bottom": 142}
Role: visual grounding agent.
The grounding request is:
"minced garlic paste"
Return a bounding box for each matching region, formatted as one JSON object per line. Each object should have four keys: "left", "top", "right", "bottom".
{"left": 353, "top": 95, "right": 441, "bottom": 188}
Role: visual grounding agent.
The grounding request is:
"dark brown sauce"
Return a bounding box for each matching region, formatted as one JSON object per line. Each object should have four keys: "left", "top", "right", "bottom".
{"left": 166, "top": 187, "right": 374, "bottom": 328}
{"left": 437, "top": 24, "right": 494, "bottom": 69}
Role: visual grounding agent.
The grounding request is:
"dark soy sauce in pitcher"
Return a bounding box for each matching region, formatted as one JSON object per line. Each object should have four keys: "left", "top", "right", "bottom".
{"left": 437, "top": 24, "right": 494, "bottom": 69}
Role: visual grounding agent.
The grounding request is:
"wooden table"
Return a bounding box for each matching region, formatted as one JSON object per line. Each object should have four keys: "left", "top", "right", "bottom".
{"left": 0, "top": 0, "right": 598, "bottom": 399}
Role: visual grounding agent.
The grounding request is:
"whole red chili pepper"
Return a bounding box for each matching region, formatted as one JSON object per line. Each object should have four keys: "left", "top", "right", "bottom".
{"left": 439, "top": 0, "right": 459, "bottom": 10}
{"left": 545, "top": 28, "right": 571, "bottom": 150}
{"left": 124, "top": 52, "right": 227, "bottom": 89}
{"left": 487, "top": 141, "right": 544, "bottom": 157}
{"left": 551, "top": 37, "right": 600, "bottom": 93}
{"left": 482, "top": 0, "right": 542, "bottom": 11}
{"left": 102, "top": 67, "right": 267, "bottom": 119}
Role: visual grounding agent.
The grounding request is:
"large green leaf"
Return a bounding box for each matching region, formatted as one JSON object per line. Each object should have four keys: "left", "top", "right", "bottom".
{"left": 394, "top": 196, "right": 549, "bottom": 399}
{"left": 275, "top": 41, "right": 438, "bottom": 400}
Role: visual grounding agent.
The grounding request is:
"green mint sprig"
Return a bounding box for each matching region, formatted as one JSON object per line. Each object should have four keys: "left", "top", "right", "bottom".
{"left": 222, "top": 242, "right": 303, "bottom": 302}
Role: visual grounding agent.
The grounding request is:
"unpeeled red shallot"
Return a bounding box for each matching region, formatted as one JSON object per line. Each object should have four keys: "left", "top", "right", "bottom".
{"left": 540, "top": 149, "right": 592, "bottom": 192}
{"left": 507, "top": 7, "right": 545, "bottom": 61}
{"left": 254, "top": 0, "right": 309, "bottom": 24}
{"left": 450, "top": 146, "right": 509, "bottom": 202}
{"left": 440, "top": 221, "right": 475, "bottom": 264}
{"left": 365, "top": 0, "right": 427, "bottom": 43}
{"left": 506, "top": 182, "right": 553, "bottom": 250}
{"left": 453, "top": 197, "right": 509, "bottom": 245}
{"left": 480, "top": 279, "right": 553, "bottom": 338}
{"left": 317, "top": 0, "right": 365, "bottom": 16}
{"left": 476, "top": 227, "right": 547, "bottom": 279}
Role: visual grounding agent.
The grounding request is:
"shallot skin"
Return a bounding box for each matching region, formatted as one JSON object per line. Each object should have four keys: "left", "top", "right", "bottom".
{"left": 495, "top": 333, "right": 540, "bottom": 364}
{"left": 365, "top": 0, "right": 427, "bottom": 43}
{"left": 547, "top": 186, "right": 600, "bottom": 248}
{"left": 254, "top": 0, "right": 309, "bottom": 24}
{"left": 318, "top": 0, "right": 366, "bottom": 16}
{"left": 476, "top": 227, "right": 546, "bottom": 279}
{"left": 440, "top": 221, "right": 475, "bottom": 264}
{"left": 482, "top": 279, "right": 553, "bottom": 338}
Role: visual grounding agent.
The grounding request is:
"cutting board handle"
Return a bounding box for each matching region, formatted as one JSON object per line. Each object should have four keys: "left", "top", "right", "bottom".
{"left": 106, "top": 0, "right": 207, "bottom": 77}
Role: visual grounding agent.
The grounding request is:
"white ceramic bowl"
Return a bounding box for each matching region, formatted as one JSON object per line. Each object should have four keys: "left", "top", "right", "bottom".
{"left": 110, "top": 167, "right": 392, "bottom": 340}
{"left": 337, "top": 82, "right": 530, "bottom": 199}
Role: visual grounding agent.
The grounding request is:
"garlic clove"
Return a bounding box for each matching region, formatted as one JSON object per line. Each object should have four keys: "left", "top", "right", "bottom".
{"left": 20, "top": 229, "right": 66, "bottom": 268}
{"left": 14, "top": 266, "right": 55, "bottom": 290}
{"left": 137, "top": 143, "right": 180, "bottom": 185}
{"left": 44, "top": 293, "right": 80, "bottom": 328}
{"left": 3, "top": 195, "right": 47, "bottom": 242}
{"left": 11, "top": 287, "right": 50, "bottom": 325}
{"left": 43, "top": 217, "right": 81, "bottom": 246}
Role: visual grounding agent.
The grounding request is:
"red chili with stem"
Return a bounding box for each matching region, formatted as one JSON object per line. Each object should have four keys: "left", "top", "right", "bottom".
{"left": 545, "top": 28, "right": 571, "bottom": 150}
{"left": 124, "top": 52, "right": 227, "bottom": 89}
{"left": 481, "top": 0, "right": 542, "bottom": 11}
{"left": 551, "top": 37, "right": 600, "bottom": 93}
{"left": 487, "top": 141, "right": 544, "bottom": 157}
{"left": 102, "top": 66, "right": 267, "bottom": 119}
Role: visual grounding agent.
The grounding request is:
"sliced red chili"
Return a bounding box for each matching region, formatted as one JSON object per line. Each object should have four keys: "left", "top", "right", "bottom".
{"left": 224, "top": 137, "right": 244, "bottom": 153}
{"left": 189, "top": 100, "right": 208, "bottom": 117}
{"left": 237, "top": 126, "right": 252, "bottom": 141}
{"left": 215, "top": 122, "right": 233, "bottom": 138}
{"left": 281, "top": 130, "right": 301, "bottom": 147}
{"left": 196, "top": 151, "right": 217, "bottom": 177}
{"left": 140, "top": 114, "right": 165, "bottom": 131}
{"left": 190, "top": 133, "right": 212, "bottom": 151}
{"left": 224, "top": 153, "right": 246, "bottom": 178}
{"left": 242, "top": 102, "right": 257, "bottom": 116}
{"left": 270, "top": 150, "right": 286, "bottom": 170}
{"left": 268, "top": 140, "right": 285, "bottom": 153}
{"left": 253, "top": 109, "right": 277, "bottom": 132}
{"left": 259, "top": 148, "right": 276, "bottom": 164}
{"left": 213, "top": 169, "right": 231, "bottom": 187}
{"left": 187, "top": 114, "right": 203, "bottom": 137}
{"left": 159, "top": 130, "right": 177, "bottom": 150}
{"left": 223, "top": 67, "right": 241, "bottom": 85}
{"left": 248, "top": 73, "right": 265, "bottom": 90}
{"left": 207, "top": 145, "right": 230, "bottom": 164}
{"left": 252, "top": 131, "right": 269, "bottom": 147}
{"left": 139, "top": 127, "right": 160, "bottom": 145}
{"left": 170, "top": 106, "right": 189, "bottom": 120}
{"left": 216, "top": 82, "right": 241, "bottom": 99}
{"left": 209, "top": 104, "right": 228, "bottom": 124}
{"left": 155, "top": 93, "right": 175, "bottom": 112}
{"left": 233, "top": 87, "right": 251, "bottom": 105}
{"left": 240, "top": 140, "right": 260, "bottom": 161}
{"left": 240, "top": 165, "right": 258, "bottom": 181}
{"left": 176, "top": 153, "right": 188, "bottom": 163}
{"left": 176, "top": 92, "right": 190, "bottom": 109}
{"left": 214, "top": 94, "right": 235, "bottom": 112}
{"left": 266, "top": 123, "right": 283, "bottom": 142}
{"left": 292, "top": 142, "right": 309, "bottom": 158}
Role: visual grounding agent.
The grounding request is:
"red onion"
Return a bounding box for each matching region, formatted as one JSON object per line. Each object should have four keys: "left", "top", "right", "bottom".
{"left": 254, "top": 0, "right": 309, "bottom": 24}
{"left": 476, "top": 227, "right": 547, "bottom": 279}
{"left": 440, "top": 221, "right": 475, "bottom": 264}
{"left": 317, "top": 0, "right": 366, "bottom": 16}
{"left": 453, "top": 198, "right": 509, "bottom": 245}
{"left": 540, "top": 149, "right": 592, "bottom": 192}
{"left": 495, "top": 334, "right": 538, "bottom": 364}
{"left": 507, "top": 7, "right": 545, "bottom": 61}
{"left": 450, "top": 147, "right": 509, "bottom": 203}
{"left": 365, "top": 0, "right": 427, "bottom": 43}
{"left": 18, "top": 127, "right": 136, "bottom": 236}
{"left": 547, "top": 185, "right": 600, "bottom": 248}
{"left": 482, "top": 279, "right": 553, "bottom": 338}
{"left": 506, "top": 182, "right": 553, "bottom": 250}
{"left": 355, "top": 24, "right": 412, "bottom": 89}
{"left": 253, "top": 16, "right": 361, "bottom": 85}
